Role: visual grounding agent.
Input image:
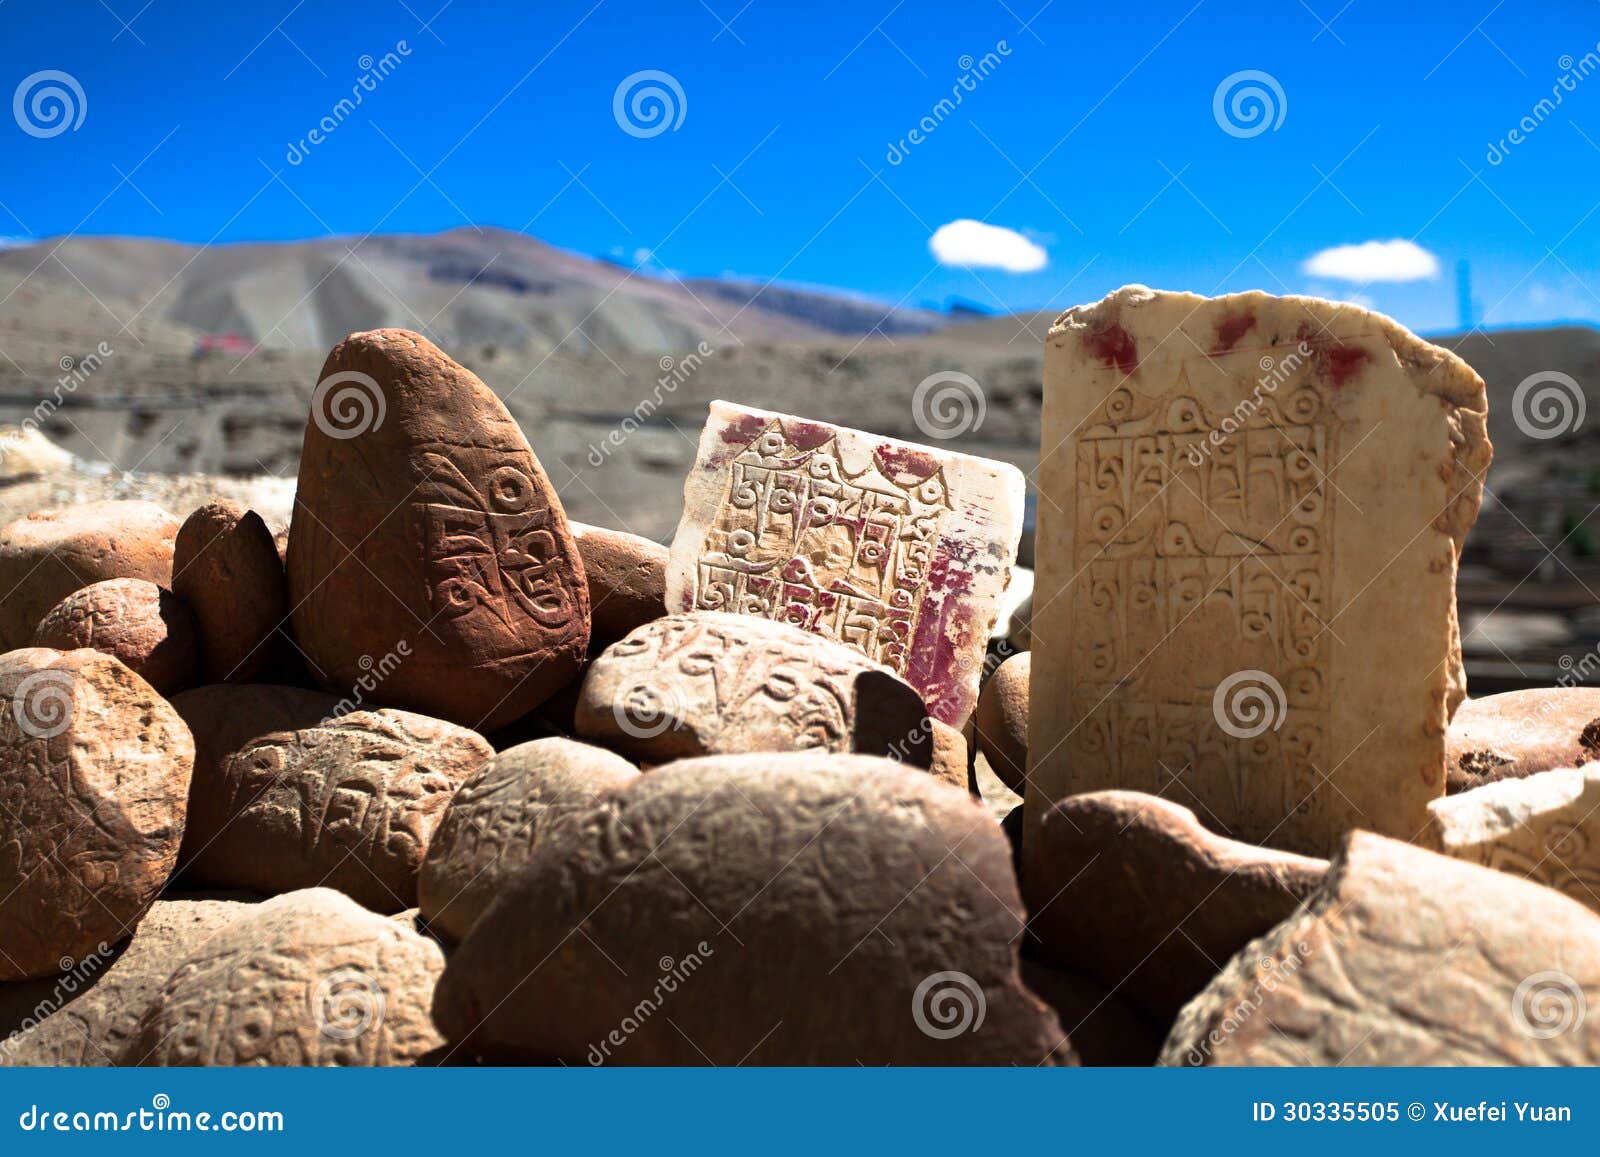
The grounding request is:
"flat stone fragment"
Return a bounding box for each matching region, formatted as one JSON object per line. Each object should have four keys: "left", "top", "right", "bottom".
{"left": 433, "top": 754, "right": 1069, "bottom": 1065}
{"left": 1446, "top": 688, "right": 1600, "bottom": 793}
{"left": 31, "top": 578, "right": 198, "bottom": 695}
{"left": 1028, "top": 791, "right": 1326, "bottom": 1021}
{"left": 975, "top": 651, "right": 1029, "bottom": 793}
{"left": 172, "top": 500, "right": 287, "bottom": 683}
{"left": 666, "top": 400, "right": 1025, "bottom": 729}
{"left": 0, "top": 500, "right": 180, "bottom": 650}
{"left": 574, "top": 611, "right": 934, "bottom": 769}
{"left": 570, "top": 521, "right": 669, "bottom": 646}
{"left": 418, "top": 737, "right": 639, "bottom": 943}
{"left": 288, "top": 328, "right": 590, "bottom": 731}
{"left": 1424, "top": 765, "right": 1600, "bottom": 911}
{"left": 121, "top": 888, "right": 445, "bottom": 1066}
{"left": 0, "top": 893, "right": 258, "bottom": 1066}
{"left": 1028, "top": 288, "right": 1491, "bottom": 862}
{"left": 173, "top": 685, "right": 493, "bottom": 912}
{"left": 1161, "top": 831, "right": 1600, "bottom": 1066}
{"left": 0, "top": 648, "right": 194, "bottom": 980}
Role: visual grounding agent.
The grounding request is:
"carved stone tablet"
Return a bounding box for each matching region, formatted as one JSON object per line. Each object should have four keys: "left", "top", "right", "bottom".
{"left": 1446, "top": 688, "right": 1600, "bottom": 793}
{"left": 288, "top": 328, "right": 590, "bottom": 731}
{"left": 574, "top": 611, "right": 932, "bottom": 769}
{"left": 173, "top": 685, "right": 492, "bottom": 912}
{"left": 32, "top": 578, "right": 199, "bottom": 696}
{"left": 172, "top": 500, "right": 287, "bottom": 683}
{"left": 1029, "top": 288, "right": 1490, "bottom": 862}
{"left": 122, "top": 888, "right": 445, "bottom": 1066}
{"left": 0, "top": 893, "right": 258, "bottom": 1066}
{"left": 432, "top": 753, "right": 1068, "bottom": 1065}
{"left": 1424, "top": 765, "right": 1600, "bottom": 911}
{"left": 0, "top": 648, "right": 194, "bottom": 981}
{"left": 1161, "top": 831, "right": 1600, "bottom": 1065}
{"left": 0, "top": 500, "right": 179, "bottom": 650}
{"left": 667, "top": 401, "right": 1025, "bottom": 728}
{"left": 418, "top": 737, "right": 639, "bottom": 943}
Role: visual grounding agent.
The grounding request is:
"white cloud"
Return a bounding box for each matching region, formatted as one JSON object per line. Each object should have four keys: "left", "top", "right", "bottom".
{"left": 1302, "top": 239, "right": 1440, "bottom": 283}
{"left": 929, "top": 219, "right": 1047, "bottom": 273}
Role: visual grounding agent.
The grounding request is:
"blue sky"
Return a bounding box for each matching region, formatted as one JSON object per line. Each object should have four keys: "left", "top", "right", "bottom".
{"left": 4, "top": 0, "right": 1600, "bottom": 334}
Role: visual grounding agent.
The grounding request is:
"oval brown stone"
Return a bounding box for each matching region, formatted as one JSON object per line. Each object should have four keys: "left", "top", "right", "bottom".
{"left": 172, "top": 684, "right": 493, "bottom": 912}
{"left": 1446, "top": 688, "right": 1600, "bottom": 792}
{"left": 31, "top": 578, "right": 198, "bottom": 696}
{"left": 287, "top": 329, "right": 589, "bottom": 730}
{"left": 121, "top": 888, "right": 445, "bottom": 1066}
{"left": 570, "top": 521, "right": 668, "bottom": 647}
{"left": 574, "top": 612, "right": 934, "bottom": 769}
{"left": 975, "top": 651, "right": 1029, "bottom": 793}
{"left": 0, "top": 648, "right": 194, "bottom": 981}
{"left": 432, "top": 753, "right": 1067, "bottom": 1065}
{"left": 419, "top": 737, "right": 638, "bottom": 943}
{"left": 172, "top": 501, "right": 287, "bottom": 683}
{"left": 0, "top": 501, "right": 179, "bottom": 650}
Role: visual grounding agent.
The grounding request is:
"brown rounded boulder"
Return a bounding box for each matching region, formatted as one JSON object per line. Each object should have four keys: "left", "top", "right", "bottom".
{"left": 571, "top": 521, "right": 668, "bottom": 647}
{"left": 0, "top": 500, "right": 179, "bottom": 650}
{"left": 172, "top": 500, "right": 287, "bottom": 683}
{"left": 0, "top": 648, "right": 194, "bottom": 981}
{"left": 121, "top": 888, "right": 445, "bottom": 1066}
{"left": 1446, "top": 687, "right": 1600, "bottom": 792}
{"left": 975, "top": 651, "right": 1029, "bottom": 793}
{"left": 575, "top": 612, "right": 933, "bottom": 769}
{"left": 419, "top": 737, "right": 638, "bottom": 943}
{"left": 173, "top": 684, "right": 492, "bottom": 912}
{"left": 433, "top": 753, "right": 1068, "bottom": 1065}
{"left": 31, "top": 578, "right": 198, "bottom": 695}
{"left": 287, "top": 329, "right": 589, "bottom": 731}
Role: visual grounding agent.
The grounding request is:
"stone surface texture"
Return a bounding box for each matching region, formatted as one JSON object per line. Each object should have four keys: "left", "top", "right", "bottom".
{"left": 1446, "top": 688, "right": 1600, "bottom": 793}
{"left": 30, "top": 577, "right": 198, "bottom": 695}
{"left": 172, "top": 500, "right": 287, "bottom": 683}
{"left": 570, "top": 521, "right": 668, "bottom": 646}
{"left": 975, "top": 651, "right": 1029, "bottom": 793}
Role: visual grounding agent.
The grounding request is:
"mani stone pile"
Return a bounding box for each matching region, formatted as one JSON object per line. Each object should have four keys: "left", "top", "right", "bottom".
{"left": 0, "top": 295, "right": 1596, "bottom": 1068}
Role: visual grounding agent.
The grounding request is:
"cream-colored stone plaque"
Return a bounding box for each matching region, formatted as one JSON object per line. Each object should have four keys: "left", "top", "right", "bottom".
{"left": 1026, "top": 287, "right": 1490, "bottom": 863}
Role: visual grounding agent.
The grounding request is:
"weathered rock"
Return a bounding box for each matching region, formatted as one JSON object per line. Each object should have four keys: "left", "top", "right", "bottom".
{"left": 31, "top": 578, "right": 198, "bottom": 695}
{"left": 666, "top": 400, "right": 1025, "bottom": 729}
{"left": 975, "top": 651, "right": 1029, "bottom": 793}
{"left": 0, "top": 648, "right": 194, "bottom": 980}
{"left": 1029, "top": 791, "right": 1327, "bottom": 1021}
{"left": 1161, "top": 831, "right": 1600, "bottom": 1065}
{"left": 1424, "top": 765, "right": 1600, "bottom": 911}
{"left": 571, "top": 521, "right": 668, "bottom": 646}
{"left": 419, "top": 737, "right": 638, "bottom": 943}
{"left": 1029, "top": 288, "right": 1491, "bottom": 863}
{"left": 173, "top": 685, "right": 492, "bottom": 912}
{"left": 121, "top": 888, "right": 445, "bottom": 1066}
{"left": 0, "top": 500, "right": 179, "bottom": 650}
{"left": 0, "top": 893, "right": 258, "bottom": 1066}
{"left": 1446, "top": 688, "right": 1600, "bottom": 793}
{"left": 574, "top": 612, "right": 933, "bottom": 769}
{"left": 1020, "top": 961, "right": 1163, "bottom": 1066}
{"left": 929, "top": 717, "right": 970, "bottom": 791}
{"left": 287, "top": 329, "right": 589, "bottom": 731}
{"left": 172, "top": 500, "right": 287, "bottom": 683}
{"left": 433, "top": 754, "right": 1068, "bottom": 1065}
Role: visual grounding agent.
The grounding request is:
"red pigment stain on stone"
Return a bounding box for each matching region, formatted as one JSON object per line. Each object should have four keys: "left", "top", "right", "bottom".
{"left": 1084, "top": 322, "right": 1138, "bottom": 376}
{"left": 875, "top": 444, "right": 940, "bottom": 482}
{"left": 1212, "top": 312, "right": 1256, "bottom": 353}
{"left": 905, "top": 538, "right": 978, "bottom": 726}
{"left": 786, "top": 420, "right": 835, "bottom": 451}
{"left": 718, "top": 414, "right": 769, "bottom": 445}
{"left": 1326, "top": 344, "right": 1370, "bottom": 388}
